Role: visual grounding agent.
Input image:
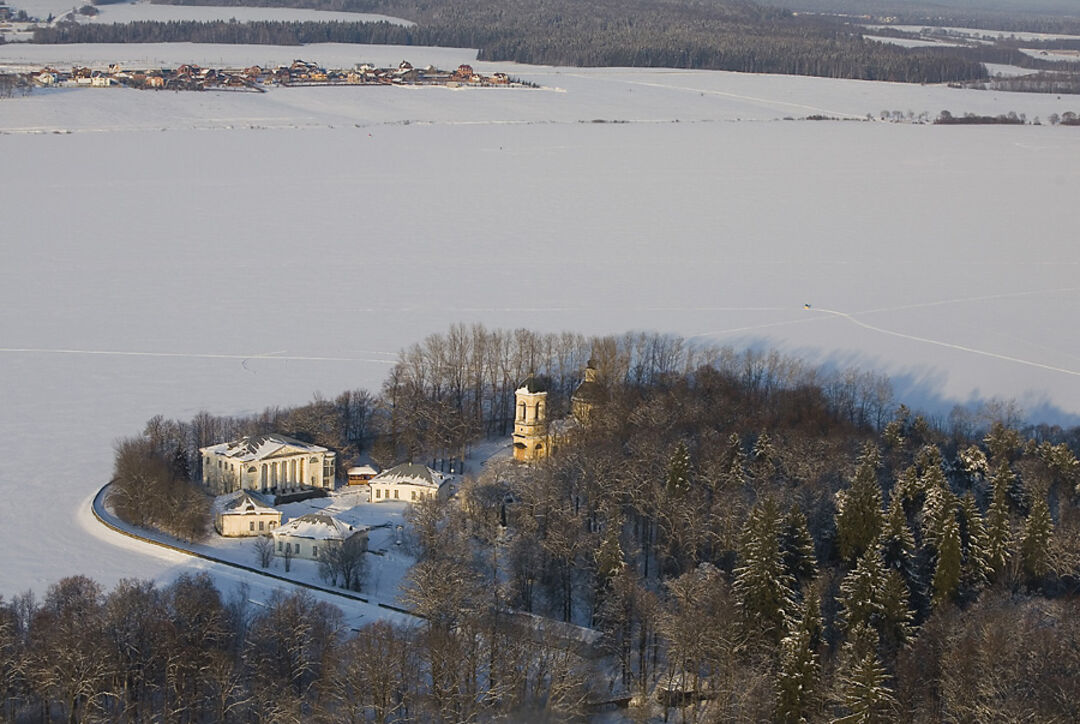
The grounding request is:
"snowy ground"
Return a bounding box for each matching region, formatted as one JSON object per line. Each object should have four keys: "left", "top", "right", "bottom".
{"left": 865, "top": 25, "right": 1080, "bottom": 43}
{"left": 2, "top": 43, "right": 1080, "bottom": 602}
{"left": 863, "top": 35, "right": 963, "bottom": 49}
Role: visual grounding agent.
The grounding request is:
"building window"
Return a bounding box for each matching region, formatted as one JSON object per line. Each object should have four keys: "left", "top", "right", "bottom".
{"left": 259, "top": 521, "right": 265, "bottom": 531}
{"left": 313, "top": 545, "right": 318, "bottom": 557}
{"left": 278, "top": 540, "right": 283, "bottom": 551}
{"left": 249, "top": 521, "right": 255, "bottom": 531}
{"left": 394, "top": 490, "right": 399, "bottom": 499}
{"left": 411, "top": 491, "right": 416, "bottom": 500}
{"left": 375, "top": 489, "right": 381, "bottom": 498}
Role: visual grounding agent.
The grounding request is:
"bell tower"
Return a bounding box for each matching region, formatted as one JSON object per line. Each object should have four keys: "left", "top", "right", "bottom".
{"left": 513, "top": 374, "right": 549, "bottom": 462}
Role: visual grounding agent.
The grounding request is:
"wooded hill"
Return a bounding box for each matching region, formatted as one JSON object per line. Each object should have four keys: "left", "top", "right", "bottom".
{"left": 31, "top": 324, "right": 1080, "bottom": 721}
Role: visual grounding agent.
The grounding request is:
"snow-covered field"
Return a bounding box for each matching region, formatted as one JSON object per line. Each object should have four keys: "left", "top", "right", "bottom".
{"left": 863, "top": 35, "right": 963, "bottom": 49}
{"left": 2, "top": 42, "right": 1080, "bottom": 603}
{"left": 866, "top": 24, "right": 1080, "bottom": 43}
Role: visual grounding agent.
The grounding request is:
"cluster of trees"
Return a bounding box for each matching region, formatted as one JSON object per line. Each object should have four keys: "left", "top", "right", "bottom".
{"left": 0, "top": 74, "right": 33, "bottom": 98}
{"left": 30, "top": 0, "right": 995, "bottom": 84}
{"left": 109, "top": 436, "right": 209, "bottom": 541}
{"left": 985, "top": 73, "right": 1080, "bottom": 96}
{"left": 0, "top": 572, "right": 602, "bottom": 721}
{"left": 934, "top": 110, "right": 1026, "bottom": 124}
{"left": 412, "top": 355, "right": 1080, "bottom": 719}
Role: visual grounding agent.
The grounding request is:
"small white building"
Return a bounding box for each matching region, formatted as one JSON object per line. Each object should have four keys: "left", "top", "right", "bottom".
{"left": 271, "top": 513, "right": 368, "bottom": 561}
{"left": 347, "top": 464, "right": 380, "bottom": 486}
{"left": 200, "top": 433, "right": 336, "bottom": 495}
{"left": 369, "top": 462, "right": 454, "bottom": 503}
{"left": 213, "top": 490, "right": 281, "bottom": 537}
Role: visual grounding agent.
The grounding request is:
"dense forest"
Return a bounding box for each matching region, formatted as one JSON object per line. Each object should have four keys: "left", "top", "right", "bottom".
{"left": 74, "top": 324, "right": 1080, "bottom": 720}
{"left": 26, "top": 0, "right": 989, "bottom": 84}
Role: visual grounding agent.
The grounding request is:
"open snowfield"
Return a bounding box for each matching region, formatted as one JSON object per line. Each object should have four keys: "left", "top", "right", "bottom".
{"left": 2, "top": 42, "right": 1080, "bottom": 603}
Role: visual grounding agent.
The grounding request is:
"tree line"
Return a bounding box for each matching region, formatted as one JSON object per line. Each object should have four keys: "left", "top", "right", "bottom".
{"left": 123, "top": 325, "right": 903, "bottom": 490}
{"left": 28, "top": 0, "right": 991, "bottom": 84}
{"left": 0, "top": 572, "right": 601, "bottom": 721}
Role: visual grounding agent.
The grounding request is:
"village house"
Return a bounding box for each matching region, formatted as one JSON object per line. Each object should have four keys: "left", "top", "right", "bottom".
{"left": 213, "top": 490, "right": 282, "bottom": 537}
{"left": 271, "top": 513, "right": 368, "bottom": 561}
{"left": 369, "top": 462, "right": 454, "bottom": 503}
{"left": 200, "top": 433, "right": 336, "bottom": 495}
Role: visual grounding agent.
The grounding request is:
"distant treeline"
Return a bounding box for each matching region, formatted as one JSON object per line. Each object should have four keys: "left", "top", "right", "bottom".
{"left": 32, "top": 0, "right": 989, "bottom": 84}
{"left": 934, "top": 110, "right": 1025, "bottom": 125}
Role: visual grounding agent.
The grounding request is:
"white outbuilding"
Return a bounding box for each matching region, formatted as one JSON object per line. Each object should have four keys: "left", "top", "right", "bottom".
{"left": 368, "top": 462, "right": 454, "bottom": 503}
{"left": 271, "top": 513, "right": 368, "bottom": 560}
{"left": 213, "top": 490, "right": 281, "bottom": 537}
{"left": 200, "top": 433, "right": 336, "bottom": 495}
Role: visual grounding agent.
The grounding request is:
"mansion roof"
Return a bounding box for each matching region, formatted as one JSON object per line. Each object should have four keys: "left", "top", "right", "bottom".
{"left": 214, "top": 490, "right": 278, "bottom": 516}
{"left": 272, "top": 513, "right": 366, "bottom": 541}
{"left": 370, "top": 462, "right": 452, "bottom": 489}
{"left": 201, "top": 433, "right": 332, "bottom": 462}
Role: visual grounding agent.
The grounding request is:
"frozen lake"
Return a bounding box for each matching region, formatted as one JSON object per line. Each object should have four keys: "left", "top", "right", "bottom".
{"left": 2, "top": 45, "right": 1079, "bottom": 598}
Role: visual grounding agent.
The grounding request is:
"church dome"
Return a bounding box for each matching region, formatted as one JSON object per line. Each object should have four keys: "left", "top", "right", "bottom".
{"left": 517, "top": 374, "right": 550, "bottom": 394}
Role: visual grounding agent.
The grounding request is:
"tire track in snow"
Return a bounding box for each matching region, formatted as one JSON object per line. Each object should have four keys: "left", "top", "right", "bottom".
{"left": 811, "top": 307, "right": 1080, "bottom": 378}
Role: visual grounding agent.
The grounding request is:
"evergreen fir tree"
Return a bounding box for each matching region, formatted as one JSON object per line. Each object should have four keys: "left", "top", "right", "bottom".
{"left": 751, "top": 429, "right": 775, "bottom": 486}
{"left": 1019, "top": 494, "right": 1054, "bottom": 585}
{"left": 733, "top": 498, "right": 795, "bottom": 643}
{"left": 838, "top": 547, "right": 885, "bottom": 634}
{"left": 595, "top": 517, "right": 625, "bottom": 587}
{"left": 956, "top": 492, "right": 988, "bottom": 600}
{"left": 666, "top": 441, "right": 692, "bottom": 496}
{"left": 752, "top": 429, "right": 774, "bottom": 463}
{"left": 879, "top": 496, "right": 916, "bottom": 579}
{"left": 721, "top": 432, "right": 746, "bottom": 490}
{"left": 956, "top": 444, "right": 990, "bottom": 486}
{"left": 877, "top": 569, "right": 914, "bottom": 655}
{"left": 984, "top": 466, "right": 1013, "bottom": 583}
{"left": 836, "top": 444, "right": 884, "bottom": 564}
{"left": 930, "top": 494, "right": 962, "bottom": 608}
{"left": 833, "top": 624, "right": 897, "bottom": 724}
{"left": 917, "top": 446, "right": 950, "bottom": 538}
{"left": 780, "top": 505, "right": 818, "bottom": 586}
{"left": 170, "top": 442, "right": 191, "bottom": 481}
{"left": 1005, "top": 467, "right": 1031, "bottom": 517}
{"left": 984, "top": 421, "right": 1022, "bottom": 467}
{"left": 776, "top": 624, "right": 819, "bottom": 724}
{"left": 890, "top": 465, "right": 921, "bottom": 515}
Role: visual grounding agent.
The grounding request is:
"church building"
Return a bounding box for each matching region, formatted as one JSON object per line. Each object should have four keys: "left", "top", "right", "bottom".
{"left": 512, "top": 361, "right": 605, "bottom": 463}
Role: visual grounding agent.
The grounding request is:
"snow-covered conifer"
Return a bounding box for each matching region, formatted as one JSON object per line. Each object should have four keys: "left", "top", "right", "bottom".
{"left": 836, "top": 443, "right": 884, "bottom": 564}
{"left": 1019, "top": 494, "right": 1054, "bottom": 585}
{"left": 734, "top": 498, "right": 795, "bottom": 643}
{"left": 781, "top": 505, "right": 818, "bottom": 585}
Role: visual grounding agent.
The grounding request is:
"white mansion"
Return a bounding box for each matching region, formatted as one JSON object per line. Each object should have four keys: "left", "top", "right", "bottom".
{"left": 200, "top": 433, "right": 336, "bottom": 495}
